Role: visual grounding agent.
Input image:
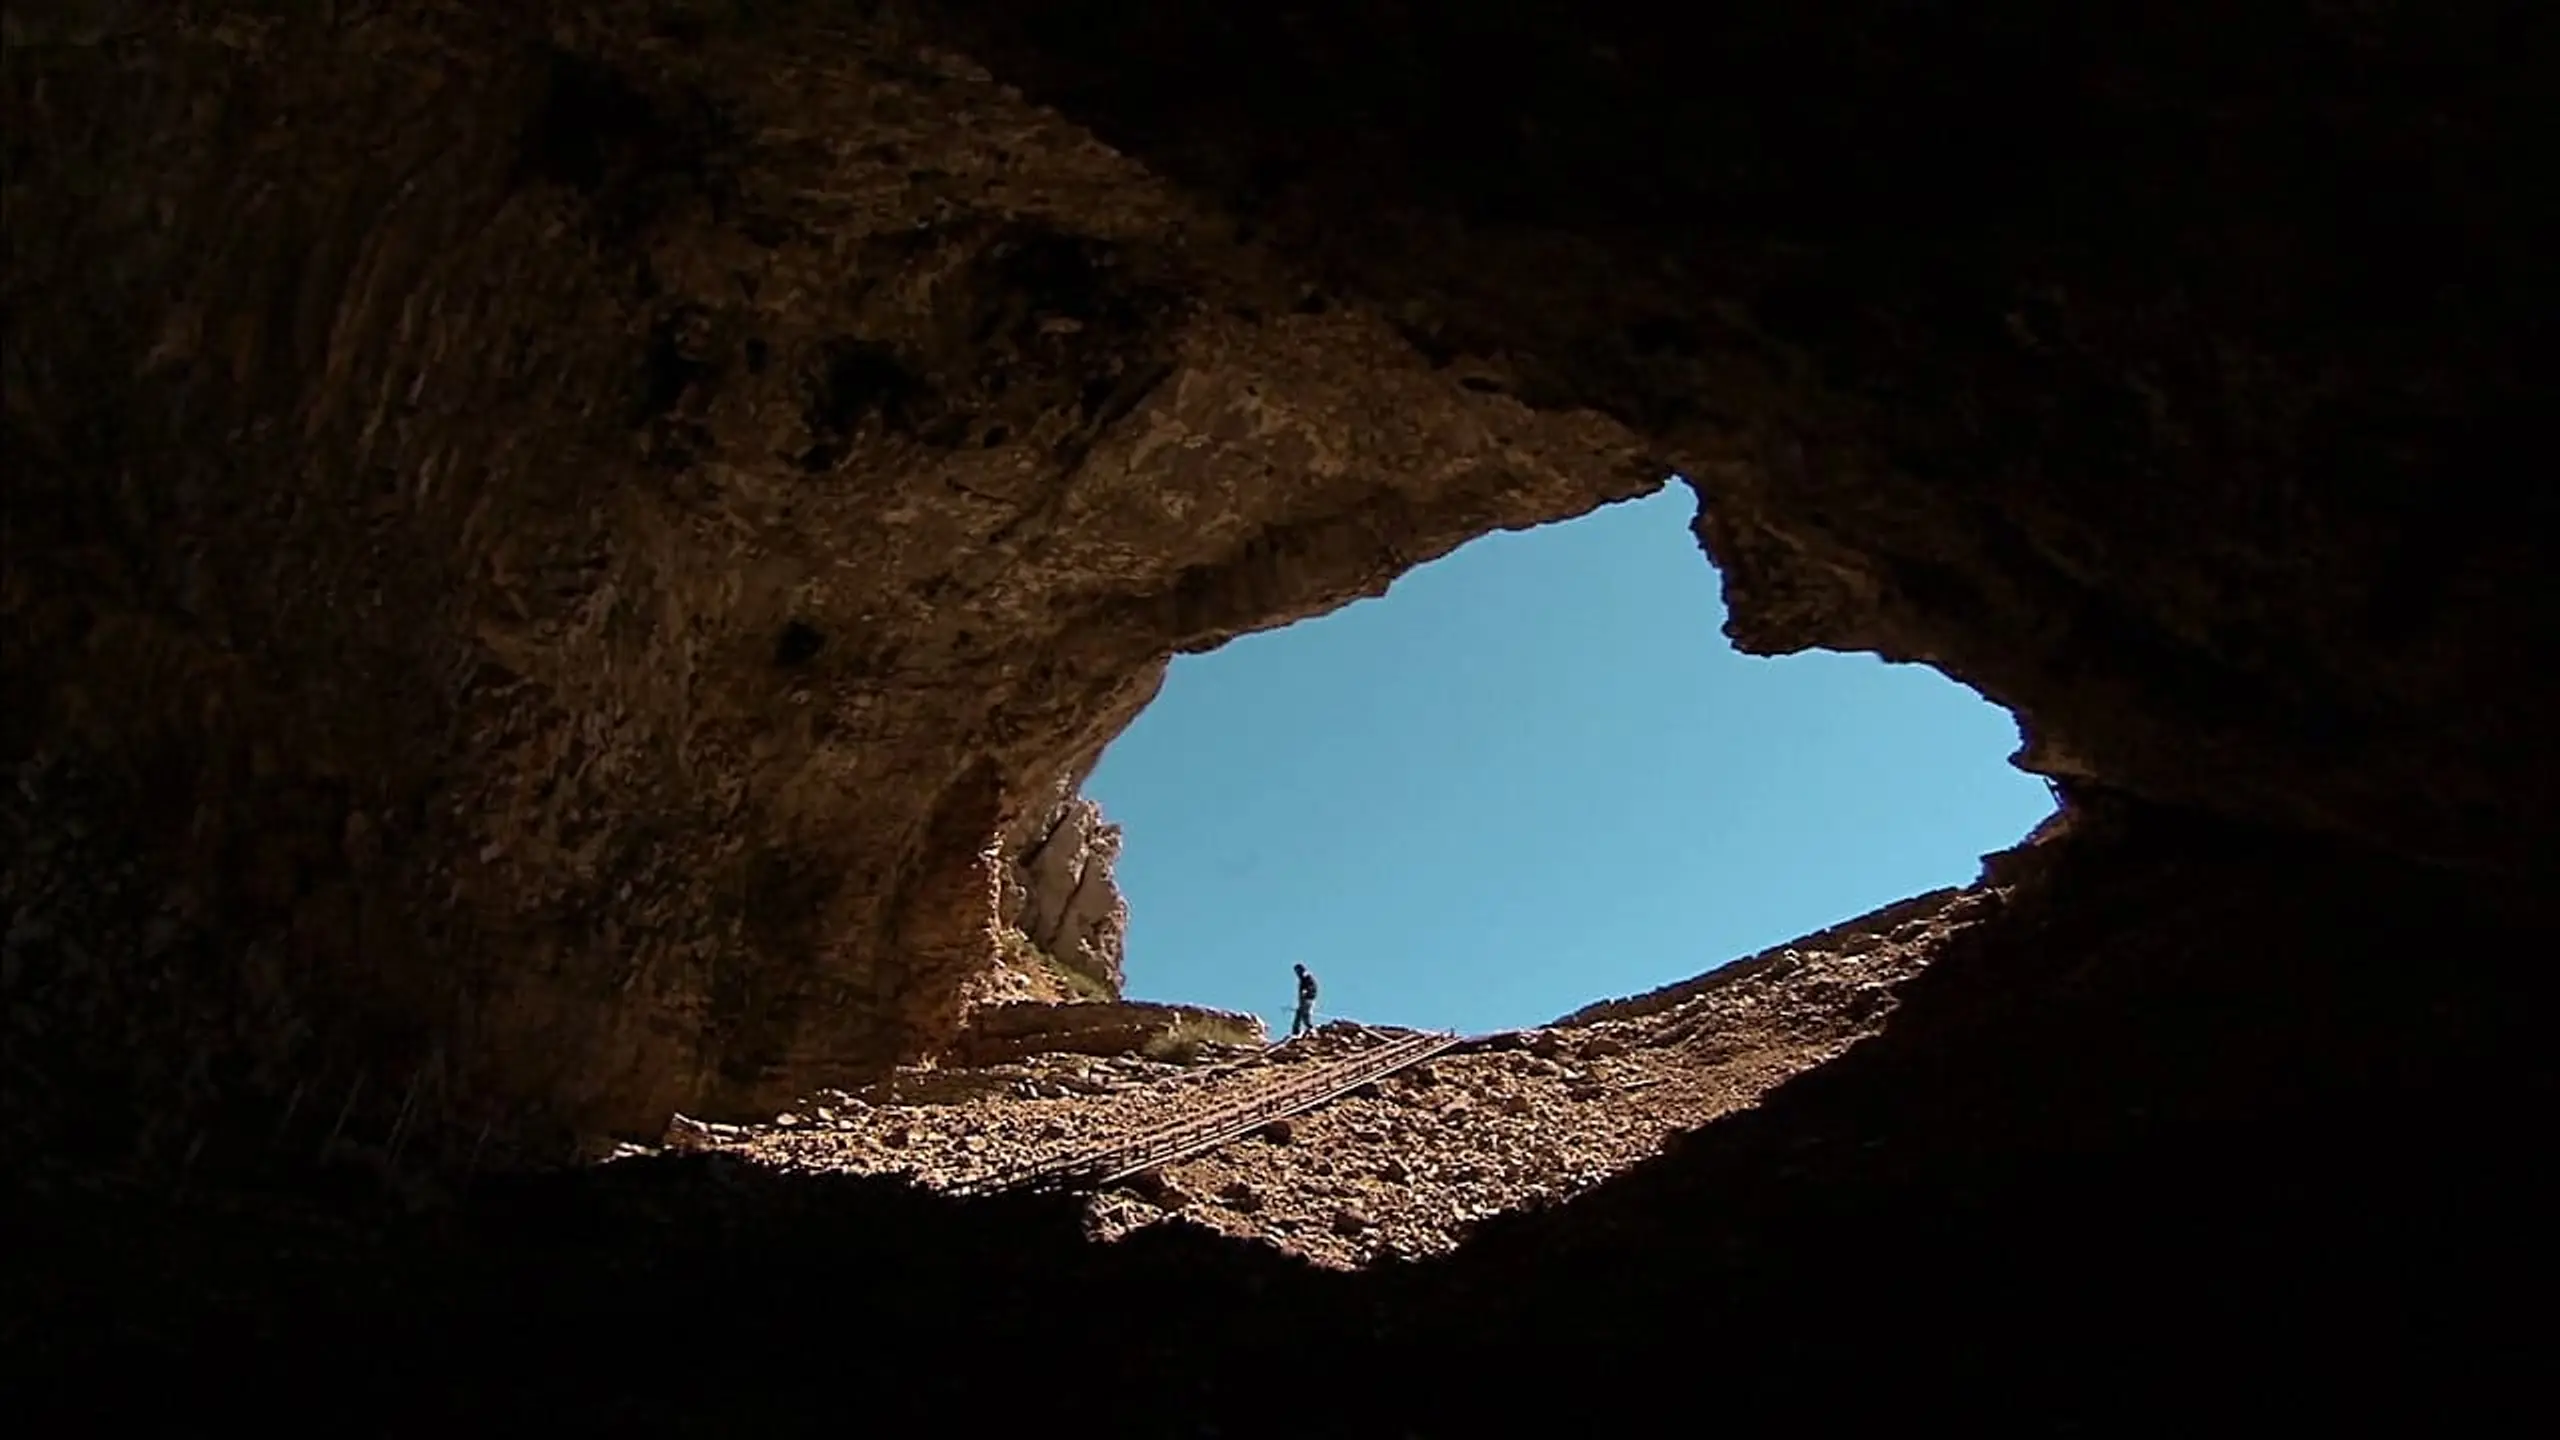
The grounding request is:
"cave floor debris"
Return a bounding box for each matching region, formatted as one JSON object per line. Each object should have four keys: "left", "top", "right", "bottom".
{"left": 657, "top": 889, "right": 1994, "bottom": 1269}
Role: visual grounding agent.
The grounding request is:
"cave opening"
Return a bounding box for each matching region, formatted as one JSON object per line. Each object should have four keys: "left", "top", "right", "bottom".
{"left": 9, "top": 5, "right": 2549, "bottom": 1418}
{"left": 1084, "top": 481, "right": 2055, "bottom": 1039}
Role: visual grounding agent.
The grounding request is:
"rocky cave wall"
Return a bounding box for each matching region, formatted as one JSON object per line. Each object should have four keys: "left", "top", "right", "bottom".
{"left": 6, "top": 0, "right": 2554, "bottom": 1166}
{"left": 1, "top": 0, "right": 1652, "bottom": 1163}
{"left": 927, "top": 0, "right": 2559, "bottom": 876}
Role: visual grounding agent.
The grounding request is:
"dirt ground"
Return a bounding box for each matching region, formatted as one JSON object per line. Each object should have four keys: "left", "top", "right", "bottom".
{"left": 658, "top": 887, "right": 1997, "bottom": 1268}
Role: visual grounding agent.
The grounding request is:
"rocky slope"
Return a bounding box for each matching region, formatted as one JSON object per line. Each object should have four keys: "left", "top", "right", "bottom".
{"left": 16, "top": 813, "right": 2551, "bottom": 1434}
{"left": 648, "top": 886, "right": 1991, "bottom": 1269}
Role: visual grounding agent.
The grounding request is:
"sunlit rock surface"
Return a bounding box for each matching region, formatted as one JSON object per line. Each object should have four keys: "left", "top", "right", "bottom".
{"left": 998, "top": 770, "right": 1131, "bottom": 999}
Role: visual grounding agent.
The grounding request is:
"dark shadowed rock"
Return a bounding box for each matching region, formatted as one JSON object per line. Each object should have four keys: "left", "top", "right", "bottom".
{"left": 4, "top": 19, "right": 2557, "bottom": 1428}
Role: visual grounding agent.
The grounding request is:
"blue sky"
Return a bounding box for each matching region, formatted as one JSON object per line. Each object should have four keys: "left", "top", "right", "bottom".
{"left": 1085, "top": 481, "right": 2052, "bottom": 1038}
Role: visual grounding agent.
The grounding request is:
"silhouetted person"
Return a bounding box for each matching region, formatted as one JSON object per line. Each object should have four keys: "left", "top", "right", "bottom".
{"left": 1291, "top": 963, "right": 1319, "bottom": 1038}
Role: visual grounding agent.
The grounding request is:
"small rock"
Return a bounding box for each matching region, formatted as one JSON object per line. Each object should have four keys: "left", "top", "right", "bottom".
{"left": 1498, "top": 1093, "right": 1534, "bottom": 1116}
{"left": 1220, "top": 1180, "right": 1264, "bottom": 1212}
{"left": 1378, "top": 1157, "right": 1410, "bottom": 1183}
{"left": 1125, "top": 1169, "right": 1190, "bottom": 1210}
{"left": 1332, "top": 1206, "right": 1373, "bottom": 1236}
{"left": 1258, "top": 1119, "right": 1295, "bottom": 1144}
{"left": 775, "top": 1112, "right": 805, "bottom": 1128}
{"left": 883, "top": 1126, "right": 911, "bottom": 1148}
{"left": 1403, "top": 1063, "right": 1439, "bottom": 1086}
{"left": 1579, "top": 1036, "right": 1628, "bottom": 1060}
{"left": 1527, "top": 1031, "right": 1565, "bottom": 1059}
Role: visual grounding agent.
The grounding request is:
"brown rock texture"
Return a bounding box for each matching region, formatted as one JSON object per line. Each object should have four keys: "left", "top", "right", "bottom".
{"left": 7, "top": 5, "right": 2560, "bottom": 1423}
{"left": 934, "top": 0, "right": 2560, "bottom": 874}
{"left": 13, "top": 769, "right": 2558, "bottom": 1434}
{"left": 996, "top": 767, "right": 1130, "bottom": 997}
{"left": 949, "top": 997, "right": 1264, "bottom": 1066}
{"left": 1553, "top": 885, "right": 1970, "bottom": 1027}
{"left": 644, "top": 890, "right": 1988, "bottom": 1267}
{"left": 5, "top": 0, "right": 2555, "bottom": 1307}
{"left": 1, "top": 0, "right": 1652, "bottom": 1160}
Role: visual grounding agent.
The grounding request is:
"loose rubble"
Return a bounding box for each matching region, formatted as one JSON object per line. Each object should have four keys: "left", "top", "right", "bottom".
{"left": 654, "top": 889, "right": 1995, "bottom": 1269}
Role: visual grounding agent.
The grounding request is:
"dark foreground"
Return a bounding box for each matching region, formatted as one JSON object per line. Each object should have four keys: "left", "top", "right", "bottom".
{"left": 12, "top": 810, "right": 2551, "bottom": 1435}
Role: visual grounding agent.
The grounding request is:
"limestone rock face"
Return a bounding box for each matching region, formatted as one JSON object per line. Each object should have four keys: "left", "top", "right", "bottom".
{"left": 998, "top": 773, "right": 1130, "bottom": 998}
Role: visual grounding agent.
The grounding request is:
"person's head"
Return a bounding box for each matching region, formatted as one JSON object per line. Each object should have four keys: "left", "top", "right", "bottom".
{"left": 1293, "top": 963, "right": 1308, "bottom": 977}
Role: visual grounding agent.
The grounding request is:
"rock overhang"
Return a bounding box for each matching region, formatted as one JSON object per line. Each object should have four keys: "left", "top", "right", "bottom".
{"left": 3, "top": 0, "right": 2551, "bottom": 1164}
